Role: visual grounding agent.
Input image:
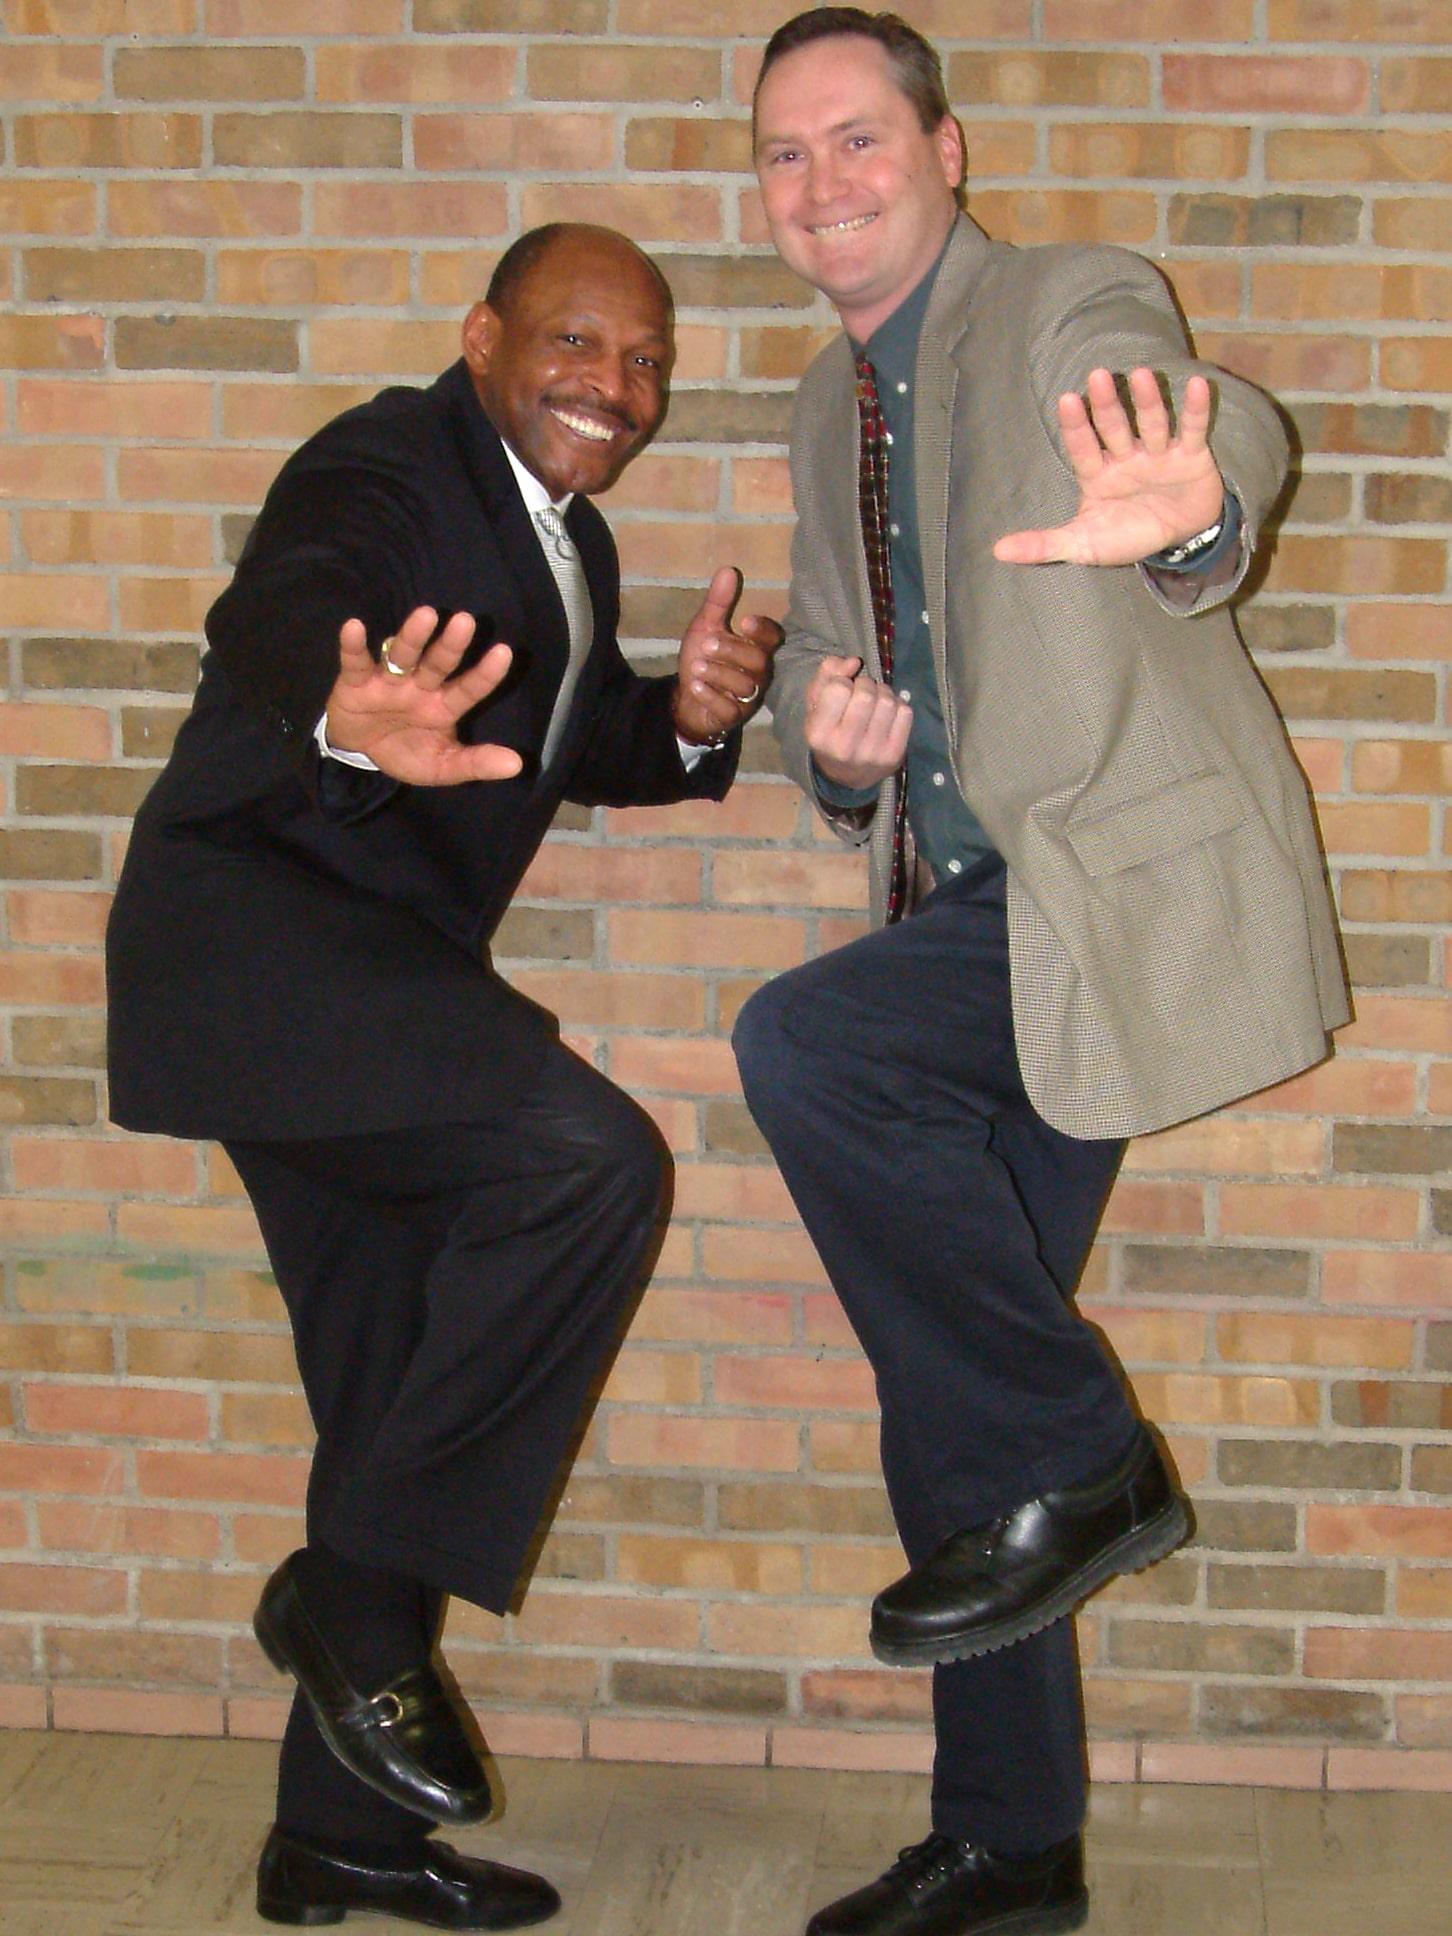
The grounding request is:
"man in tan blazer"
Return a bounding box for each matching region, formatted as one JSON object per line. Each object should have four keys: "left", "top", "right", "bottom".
{"left": 732, "top": 13, "right": 1348, "bottom": 1936}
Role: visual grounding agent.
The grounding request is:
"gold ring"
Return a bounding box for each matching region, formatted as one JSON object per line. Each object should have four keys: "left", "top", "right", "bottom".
{"left": 379, "top": 636, "right": 410, "bottom": 678}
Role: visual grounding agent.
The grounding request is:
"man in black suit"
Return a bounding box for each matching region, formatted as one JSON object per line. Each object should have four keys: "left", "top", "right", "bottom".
{"left": 106, "top": 223, "right": 779, "bottom": 1931}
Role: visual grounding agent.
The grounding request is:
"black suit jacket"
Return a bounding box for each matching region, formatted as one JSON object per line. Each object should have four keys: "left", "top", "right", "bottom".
{"left": 107, "top": 360, "right": 733, "bottom": 1139}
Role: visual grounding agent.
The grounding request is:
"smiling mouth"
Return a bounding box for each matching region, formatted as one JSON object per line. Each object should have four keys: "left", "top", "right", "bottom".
{"left": 808, "top": 213, "right": 878, "bottom": 236}
{"left": 549, "top": 404, "right": 628, "bottom": 445}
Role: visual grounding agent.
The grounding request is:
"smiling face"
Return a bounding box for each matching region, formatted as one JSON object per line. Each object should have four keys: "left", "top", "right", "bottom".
{"left": 463, "top": 228, "right": 673, "bottom": 500}
{"left": 754, "top": 34, "right": 962, "bottom": 342}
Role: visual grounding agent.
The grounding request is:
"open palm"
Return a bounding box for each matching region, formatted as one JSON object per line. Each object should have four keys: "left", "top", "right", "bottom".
{"left": 325, "top": 605, "right": 523, "bottom": 786}
{"left": 995, "top": 367, "right": 1226, "bottom": 569}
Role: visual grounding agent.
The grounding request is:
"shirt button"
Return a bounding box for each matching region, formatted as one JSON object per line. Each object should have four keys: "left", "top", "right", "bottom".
{"left": 885, "top": 431, "right": 894, "bottom": 445}
{"left": 896, "top": 380, "right": 908, "bottom": 395}
{"left": 899, "top": 688, "right": 912, "bottom": 703}
{"left": 932, "top": 770, "right": 946, "bottom": 788}
{"left": 948, "top": 858, "right": 963, "bottom": 875}
{"left": 920, "top": 610, "right": 930, "bottom": 625}
{"left": 889, "top": 522, "right": 900, "bottom": 538}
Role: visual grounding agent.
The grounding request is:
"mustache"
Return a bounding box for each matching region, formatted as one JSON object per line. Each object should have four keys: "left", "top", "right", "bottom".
{"left": 545, "top": 391, "right": 639, "bottom": 438}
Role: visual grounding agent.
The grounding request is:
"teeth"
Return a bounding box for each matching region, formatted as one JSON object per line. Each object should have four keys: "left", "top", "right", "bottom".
{"left": 811, "top": 213, "right": 876, "bottom": 235}
{"left": 552, "top": 408, "right": 615, "bottom": 443}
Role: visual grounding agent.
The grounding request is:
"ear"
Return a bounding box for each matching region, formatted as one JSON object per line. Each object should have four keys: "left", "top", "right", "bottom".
{"left": 461, "top": 300, "right": 501, "bottom": 377}
{"left": 936, "top": 113, "right": 966, "bottom": 191}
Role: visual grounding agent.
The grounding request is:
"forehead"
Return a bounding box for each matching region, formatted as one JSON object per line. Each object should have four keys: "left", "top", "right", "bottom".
{"left": 756, "top": 35, "right": 912, "bottom": 135}
{"left": 509, "top": 242, "right": 670, "bottom": 338}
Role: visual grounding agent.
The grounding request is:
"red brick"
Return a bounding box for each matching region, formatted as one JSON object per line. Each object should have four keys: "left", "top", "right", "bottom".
{"left": 1308, "top": 1505, "right": 1452, "bottom": 1558}
{"left": 37, "top": 1502, "right": 221, "bottom": 1561}
{"left": 0, "top": 1563, "right": 126, "bottom": 1614}
{"left": 134, "top": 1449, "right": 308, "bottom": 1507}
{"left": 607, "top": 1416, "right": 801, "bottom": 1476}
{"left": 24, "top": 1382, "right": 211, "bottom": 1440}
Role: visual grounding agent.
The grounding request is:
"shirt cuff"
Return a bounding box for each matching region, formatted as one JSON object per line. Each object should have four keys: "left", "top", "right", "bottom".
{"left": 677, "top": 736, "right": 709, "bottom": 772}
{"left": 315, "top": 713, "right": 381, "bottom": 771}
{"left": 812, "top": 757, "right": 878, "bottom": 810}
{"left": 1147, "top": 492, "right": 1242, "bottom": 576}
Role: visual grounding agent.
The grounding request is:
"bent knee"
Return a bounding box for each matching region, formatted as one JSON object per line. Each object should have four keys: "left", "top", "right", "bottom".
{"left": 732, "top": 977, "right": 798, "bottom": 1109}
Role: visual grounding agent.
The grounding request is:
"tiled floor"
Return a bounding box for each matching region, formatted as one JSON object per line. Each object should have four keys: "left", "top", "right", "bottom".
{"left": 1, "top": 1730, "right": 1449, "bottom": 1934}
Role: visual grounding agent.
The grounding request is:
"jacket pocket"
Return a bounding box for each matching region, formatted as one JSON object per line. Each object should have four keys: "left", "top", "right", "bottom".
{"left": 1065, "top": 770, "right": 1245, "bottom": 877}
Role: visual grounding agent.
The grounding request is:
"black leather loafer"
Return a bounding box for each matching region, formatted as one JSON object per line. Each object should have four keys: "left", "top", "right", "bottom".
{"left": 254, "top": 1552, "right": 492, "bottom": 1826}
{"left": 805, "top": 1831, "right": 1088, "bottom": 1935}
{"left": 256, "top": 1828, "right": 561, "bottom": 1929}
{"left": 871, "top": 1425, "right": 1189, "bottom": 1666}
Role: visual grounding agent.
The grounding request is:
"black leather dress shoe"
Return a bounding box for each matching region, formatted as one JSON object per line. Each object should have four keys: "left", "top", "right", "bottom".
{"left": 871, "top": 1425, "right": 1188, "bottom": 1666}
{"left": 256, "top": 1828, "right": 561, "bottom": 1929}
{"left": 804, "top": 1832, "right": 1087, "bottom": 1936}
{"left": 254, "top": 1552, "right": 492, "bottom": 1826}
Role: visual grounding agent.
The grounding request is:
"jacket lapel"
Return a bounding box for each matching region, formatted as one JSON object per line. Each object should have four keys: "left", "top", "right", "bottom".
{"left": 915, "top": 217, "right": 994, "bottom": 709}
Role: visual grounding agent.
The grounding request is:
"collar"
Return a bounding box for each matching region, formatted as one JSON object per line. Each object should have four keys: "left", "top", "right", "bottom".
{"left": 854, "top": 228, "right": 954, "bottom": 381}
{"left": 499, "top": 438, "right": 573, "bottom": 520}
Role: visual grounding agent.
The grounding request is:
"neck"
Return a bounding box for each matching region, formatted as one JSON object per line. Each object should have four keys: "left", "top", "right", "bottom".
{"left": 837, "top": 209, "right": 956, "bottom": 344}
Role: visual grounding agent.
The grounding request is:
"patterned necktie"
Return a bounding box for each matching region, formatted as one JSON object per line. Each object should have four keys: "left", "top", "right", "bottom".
{"left": 854, "top": 352, "right": 910, "bottom": 923}
{"left": 534, "top": 503, "right": 593, "bottom": 768}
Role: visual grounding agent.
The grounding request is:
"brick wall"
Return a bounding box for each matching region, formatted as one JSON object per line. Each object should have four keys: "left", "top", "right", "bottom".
{"left": 2, "top": 1, "right": 1449, "bottom": 1789}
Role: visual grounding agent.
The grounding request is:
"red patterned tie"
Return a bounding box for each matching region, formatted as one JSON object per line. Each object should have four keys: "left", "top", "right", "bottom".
{"left": 854, "top": 352, "right": 910, "bottom": 923}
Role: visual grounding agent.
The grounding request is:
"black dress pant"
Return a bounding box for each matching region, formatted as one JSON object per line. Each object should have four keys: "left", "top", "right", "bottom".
{"left": 733, "top": 853, "right": 1137, "bottom": 1851}
{"left": 226, "top": 1038, "right": 665, "bottom": 1849}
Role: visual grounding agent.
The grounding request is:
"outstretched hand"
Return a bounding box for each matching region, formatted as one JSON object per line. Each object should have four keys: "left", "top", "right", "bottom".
{"left": 324, "top": 605, "right": 523, "bottom": 786}
{"left": 672, "top": 566, "right": 783, "bottom": 747}
{"left": 994, "top": 368, "right": 1226, "bottom": 568}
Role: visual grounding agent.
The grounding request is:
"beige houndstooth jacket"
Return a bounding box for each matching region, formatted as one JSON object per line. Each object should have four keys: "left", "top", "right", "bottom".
{"left": 770, "top": 215, "right": 1349, "bottom": 1140}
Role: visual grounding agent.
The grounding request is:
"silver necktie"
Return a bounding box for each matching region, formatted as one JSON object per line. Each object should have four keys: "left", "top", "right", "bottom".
{"left": 534, "top": 504, "right": 593, "bottom": 767}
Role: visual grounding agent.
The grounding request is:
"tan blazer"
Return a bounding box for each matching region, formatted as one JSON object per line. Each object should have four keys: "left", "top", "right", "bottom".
{"left": 771, "top": 216, "right": 1349, "bottom": 1140}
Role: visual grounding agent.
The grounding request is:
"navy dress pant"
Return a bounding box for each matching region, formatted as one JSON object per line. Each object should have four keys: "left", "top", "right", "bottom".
{"left": 226, "top": 1038, "right": 665, "bottom": 1851}
{"left": 733, "top": 853, "right": 1138, "bottom": 1851}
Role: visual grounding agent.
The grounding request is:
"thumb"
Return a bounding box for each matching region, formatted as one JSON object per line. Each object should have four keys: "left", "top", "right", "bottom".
{"left": 695, "top": 564, "right": 741, "bottom": 630}
{"left": 818, "top": 655, "right": 864, "bottom": 682}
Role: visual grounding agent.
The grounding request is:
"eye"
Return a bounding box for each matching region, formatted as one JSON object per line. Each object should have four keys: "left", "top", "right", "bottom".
{"left": 766, "top": 146, "right": 802, "bottom": 166}
{"left": 635, "top": 355, "right": 662, "bottom": 371}
{"left": 848, "top": 133, "right": 874, "bottom": 151}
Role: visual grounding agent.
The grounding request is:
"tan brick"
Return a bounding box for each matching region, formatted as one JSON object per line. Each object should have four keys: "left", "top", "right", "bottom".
{"left": 1169, "top": 192, "right": 1359, "bottom": 249}
{"left": 213, "top": 111, "right": 401, "bottom": 170}
{"left": 1308, "top": 1505, "right": 1452, "bottom": 1559}
{"left": 114, "top": 45, "right": 305, "bottom": 101}
{"left": 115, "top": 316, "right": 299, "bottom": 374}
{"left": 415, "top": 109, "right": 614, "bottom": 175}
{"left": 0, "top": 314, "right": 103, "bottom": 371}
{"left": 13, "top": 109, "right": 201, "bottom": 169}
{"left": 1201, "top": 1685, "right": 1387, "bottom": 1740}
{"left": 528, "top": 42, "right": 719, "bottom": 104}
{"left": 1165, "top": 53, "right": 1368, "bottom": 113}
{"left": 522, "top": 181, "right": 723, "bottom": 244}
{"left": 312, "top": 181, "right": 507, "bottom": 239}
{"left": 616, "top": 1532, "right": 801, "bottom": 1593}
{"left": 1051, "top": 122, "right": 1249, "bottom": 181}
{"left": 607, "top": 1414, "right": 800, "bottom": 1475}
{"left": 1382, "top": 334, "right": 1452, "bottom": 392}
{"left": 0, "top": 39, "right": 102, "bottom": 100}
{"left": 1382, "top": 57, "right": 1452, "bottom": 113}
{"left": 948, "top": 49, "right": 1149, "bottom": 107}
{"left": 968, "top": 188, "right": 1156, "bottom": 247}
{"left": 216, "top": 248, "right": 410, "bottom": 309}
{"left": 1208, "top": 1561, "right": 1385, "bottom": 1616}
{"left": 25, "top": 249, "right": 202, "bottom": 318}
{"left": 1045, "top": 0, "right": 1252, "bottom": 33}
{"left": 1347, "top": 603, "right": 1452, "bottom": 660}
{"left": 1108, "top": 1618, "right": 1295, "bottom": 1676}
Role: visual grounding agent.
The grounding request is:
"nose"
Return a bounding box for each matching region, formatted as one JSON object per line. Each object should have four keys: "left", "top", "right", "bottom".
{"left": 805, "top": 148, "right": 846, "bottom": 205}
{"left": 581, "top": 350, "right": 629, "bottom": 406}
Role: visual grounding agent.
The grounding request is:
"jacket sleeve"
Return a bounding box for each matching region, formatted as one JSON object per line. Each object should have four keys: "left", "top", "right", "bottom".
{"left": 767, "top": 365, "right": 879, "bottom": 848}
{"left": 1025, "top": 246, "right": 1289, "bottom": 618}
{"left": 564, "top": 650, "right": 739, "bottom": 809}
{"left": 203, "top": 415, "right": 431, "bottom": 804}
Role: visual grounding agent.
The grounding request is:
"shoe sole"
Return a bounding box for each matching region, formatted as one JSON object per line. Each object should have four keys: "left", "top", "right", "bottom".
{"left": 870, "top": 1495, "right": 1190, "bottom": 1667}
{"left": 257, "top": 1889, "right": 561, "bottom": 1929}
{"left": 256, "top": 1897, "right": 345, "bottom": 1927}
